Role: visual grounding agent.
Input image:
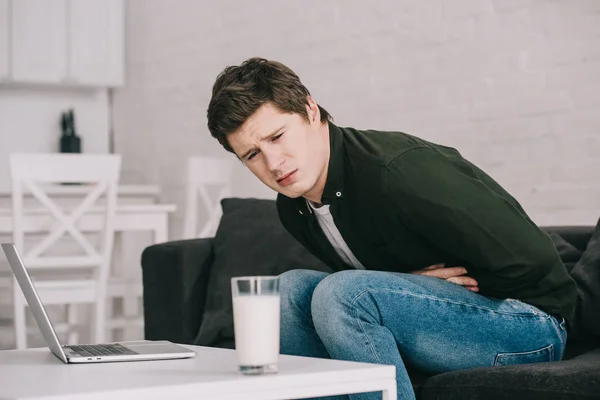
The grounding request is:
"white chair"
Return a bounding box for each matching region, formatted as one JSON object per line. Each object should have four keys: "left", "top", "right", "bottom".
{"left": 182, "top": 156, "right": 234, "bottom": 239}
{"left": 9, "top": 153, "right": 121, "bottom": 348}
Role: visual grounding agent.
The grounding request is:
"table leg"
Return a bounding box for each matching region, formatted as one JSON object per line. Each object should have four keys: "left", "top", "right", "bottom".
{"left": 153, "top": 214, "right": 168, "bottom": 244}
{"left": 121, "top": 231, "right": 142, "bottom": 340}
{"left": 108, "top": 231, "right": 124, "bottom": 342}
{"left": 382, "top": 379, "right": 397, "bottom": 400}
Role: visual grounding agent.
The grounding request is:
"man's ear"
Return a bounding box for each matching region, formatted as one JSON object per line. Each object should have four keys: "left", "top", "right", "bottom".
{"left": 306, "top": 96, "right": 321, "bottom": 123}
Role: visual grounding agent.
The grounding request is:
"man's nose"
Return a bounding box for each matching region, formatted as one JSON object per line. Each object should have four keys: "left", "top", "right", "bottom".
{"left": 264, "top": 149, "right": 284, "bottom": 172}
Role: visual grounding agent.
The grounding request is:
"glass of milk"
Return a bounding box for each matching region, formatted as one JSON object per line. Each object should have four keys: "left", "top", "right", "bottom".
{"left": 231, "top": 276, "right": 280, "bottom": 375}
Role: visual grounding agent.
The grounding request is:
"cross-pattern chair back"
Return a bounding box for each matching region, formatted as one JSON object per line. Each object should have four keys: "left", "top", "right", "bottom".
{"left": 182, "top": 156, "right": 234, "bottom": 239}
{"left": 9, "top": 153, "right": 121, "bottom": 348}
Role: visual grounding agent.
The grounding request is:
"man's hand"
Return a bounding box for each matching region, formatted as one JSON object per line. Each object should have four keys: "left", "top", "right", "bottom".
{"left": 411, "top": 263, "right": 479, "bottom": 292}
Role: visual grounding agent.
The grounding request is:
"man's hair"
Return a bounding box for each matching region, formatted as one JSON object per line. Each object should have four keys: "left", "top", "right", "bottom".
{"left": 207, "top": 57, "right": 332, "bottom": 154}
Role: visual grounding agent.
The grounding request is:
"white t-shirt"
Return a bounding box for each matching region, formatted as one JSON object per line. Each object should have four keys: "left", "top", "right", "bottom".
{"left": 307, "top": 199, "right": 365, "bottom": 269}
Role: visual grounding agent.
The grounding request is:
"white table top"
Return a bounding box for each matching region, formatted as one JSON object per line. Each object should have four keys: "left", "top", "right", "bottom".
{"left": 0, "top": 184, "right": 160, "bottom": 197}
{"left": 0, "top": 344, "right": 396, "bottom": 400}
{"left": 0, "top": 203, "right": 176, "bottom": 215}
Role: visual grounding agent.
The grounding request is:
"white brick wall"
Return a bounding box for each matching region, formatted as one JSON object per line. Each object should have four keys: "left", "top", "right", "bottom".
{"left": 113, "top": 0, "right": 600, "bottom": 239}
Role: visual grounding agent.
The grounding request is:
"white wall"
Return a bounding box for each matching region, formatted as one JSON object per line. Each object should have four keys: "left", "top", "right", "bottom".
{"left": 0, "top": 86, "right": 110, "bottom": 191}
{"left": 113, "top": 0, "right": 600, "bottom": 239}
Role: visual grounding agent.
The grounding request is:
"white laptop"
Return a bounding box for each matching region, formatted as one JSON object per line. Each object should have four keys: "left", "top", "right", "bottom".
{"left": 1, "top": 243, "right": 196, "bottom": 363}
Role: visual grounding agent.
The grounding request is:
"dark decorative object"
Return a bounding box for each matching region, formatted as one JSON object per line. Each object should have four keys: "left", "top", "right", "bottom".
{"left": 59, "top": 109, "right": 82, "bottom": 153}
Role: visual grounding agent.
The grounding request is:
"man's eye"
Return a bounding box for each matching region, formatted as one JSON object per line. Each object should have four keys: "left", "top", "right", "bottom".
{"left": 247, "top": 151, "right": 259, "bottom": 161}
{"left": 271, "top": 132, "right": 284, "bottom": 141}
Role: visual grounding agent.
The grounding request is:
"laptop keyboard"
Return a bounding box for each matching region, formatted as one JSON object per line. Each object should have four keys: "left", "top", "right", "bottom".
{"left": 67, "top": 343, "right": 138, "bottom": 357}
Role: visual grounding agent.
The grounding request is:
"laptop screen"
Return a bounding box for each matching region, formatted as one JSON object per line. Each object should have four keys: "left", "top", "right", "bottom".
{"left": 1, "top": 243, "right": 67, "bottom": 362}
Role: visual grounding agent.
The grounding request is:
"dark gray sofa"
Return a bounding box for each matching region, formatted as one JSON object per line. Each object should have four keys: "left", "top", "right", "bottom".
{"left": 141, "top": 198, "right": 600, "bottom": 399}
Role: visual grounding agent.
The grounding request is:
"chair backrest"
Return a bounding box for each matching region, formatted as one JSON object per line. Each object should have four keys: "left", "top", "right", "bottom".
{"left": 182, "top": 156, "right": 234, "bottom": 239}
{"left": 9, "top": 153, "right": 121, "bottom": 281}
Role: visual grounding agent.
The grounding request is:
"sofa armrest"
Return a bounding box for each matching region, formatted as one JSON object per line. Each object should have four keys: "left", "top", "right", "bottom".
{"left": 141, "top": 238, "right": 214, "bottom": 344}
{"left": 542, "top": 226, "right": 594, "bottom": 253}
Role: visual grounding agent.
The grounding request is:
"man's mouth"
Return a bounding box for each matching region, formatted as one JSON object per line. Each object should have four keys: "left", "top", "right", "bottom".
{"left": 276, "top": 170, "right": 297, "bottom": 186}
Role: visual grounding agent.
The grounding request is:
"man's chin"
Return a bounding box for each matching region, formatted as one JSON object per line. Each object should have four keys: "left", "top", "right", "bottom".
{"left": 273, "top": 185, "right": 305, "bottom": 199}
{"left": 276, "top": 190, "right": 302, "bottom": 199}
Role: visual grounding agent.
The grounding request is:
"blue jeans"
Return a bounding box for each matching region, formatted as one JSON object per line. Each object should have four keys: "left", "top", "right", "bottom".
{"left": 279, "top": 269, "right": 567, "bottom": 400}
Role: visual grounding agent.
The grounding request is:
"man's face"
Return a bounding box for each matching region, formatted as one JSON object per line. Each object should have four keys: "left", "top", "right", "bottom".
{"left": 228, "top": 100, "right": 328, "bottom": 200}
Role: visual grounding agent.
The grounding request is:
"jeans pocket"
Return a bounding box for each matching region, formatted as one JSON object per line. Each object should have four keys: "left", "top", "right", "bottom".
{"left": 494, "top": 344, "right": 554, "bottom": 366}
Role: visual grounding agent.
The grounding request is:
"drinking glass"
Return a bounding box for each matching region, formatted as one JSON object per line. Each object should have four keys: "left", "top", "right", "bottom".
{"left": 231, "top": 276, "right": 280, "bottom": 375}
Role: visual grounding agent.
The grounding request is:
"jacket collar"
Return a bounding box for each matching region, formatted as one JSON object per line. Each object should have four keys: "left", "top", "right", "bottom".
{"left": 320, "top": 121, "right": 345, "bottom": 205}
{"left": 295, "top": 121, "right": 345, "bottom": 215}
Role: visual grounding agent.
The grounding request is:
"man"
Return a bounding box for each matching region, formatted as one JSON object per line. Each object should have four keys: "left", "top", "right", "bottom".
{"left": 207, "top": 57, "right": 576, "bottom": 400}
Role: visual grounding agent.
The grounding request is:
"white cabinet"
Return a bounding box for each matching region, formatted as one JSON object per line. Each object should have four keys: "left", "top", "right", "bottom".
{"left": 2, "top": 0, "right": 124, "bottom": 87}
{"left": 0, "top": 0, "right": 9, "bottom": 81}
{"left": 69, "top": 0, "right": 124, "bottom": 86}
{"left": 11, "top": 0, "right": 68, "bottom": 84}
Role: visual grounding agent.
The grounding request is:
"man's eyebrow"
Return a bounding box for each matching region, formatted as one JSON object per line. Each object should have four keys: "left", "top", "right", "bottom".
{"left": 240, "top": 125, "right": 285, "bottom": 159}
{"left": 240, "top": 147, "right": 255, "bottom": 160}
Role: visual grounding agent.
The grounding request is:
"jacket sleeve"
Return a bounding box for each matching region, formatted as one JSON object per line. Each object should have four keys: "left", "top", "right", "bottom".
{"left": 386, "top": 147, "right": 563, "bottom": 292}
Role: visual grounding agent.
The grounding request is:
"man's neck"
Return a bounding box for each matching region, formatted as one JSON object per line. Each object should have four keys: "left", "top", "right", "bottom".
{"left": 303, "top": 123, "right": 330, "bottom": 205}
{"left": 307, "top": 198, "right": 325, "bottom": 208}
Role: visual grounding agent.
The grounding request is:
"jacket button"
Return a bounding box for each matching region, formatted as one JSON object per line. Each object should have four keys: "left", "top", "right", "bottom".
{"left": 336, "top": 191, "right": 342, "bottom": 197}
{"left": 299, "top": 210, "right": 303, "bottom": 215}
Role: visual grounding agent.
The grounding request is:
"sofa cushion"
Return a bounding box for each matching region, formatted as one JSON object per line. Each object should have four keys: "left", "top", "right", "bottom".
{"left": 548, "top": 232, "right": 583, "bottom": 273}
{"left": 420, "top": 348, "right": 600, "bottom": 400}
{"left": 569, "top": 217, "right": 600, "bottom": 342}
{"left": 194, "top": 197, "right": 333, "bottom": 347}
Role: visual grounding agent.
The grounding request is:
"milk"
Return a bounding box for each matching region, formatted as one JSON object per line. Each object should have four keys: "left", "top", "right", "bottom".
{"left": 232, "top": 295, "right": 280, "bottom": 366}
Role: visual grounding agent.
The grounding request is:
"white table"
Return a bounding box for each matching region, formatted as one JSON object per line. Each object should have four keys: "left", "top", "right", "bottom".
{"left": 0, "top": 184, "right": 174, "bottom": 243}
{"left": 0, "top": 185, "right": 177, "bottom": 343}
{"left": 0, "top": 184, "right": 161, "bottom": 198}
{"left": 0, "top": 345, "right": 397, "bottom": 400}
{"left": 0, "top": 203, "right": 176, "bottom": 243}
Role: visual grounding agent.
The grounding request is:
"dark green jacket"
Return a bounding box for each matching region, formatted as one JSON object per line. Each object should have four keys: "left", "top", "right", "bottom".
{"left": 276, "top": 122, "right": 577, "bottom": 327}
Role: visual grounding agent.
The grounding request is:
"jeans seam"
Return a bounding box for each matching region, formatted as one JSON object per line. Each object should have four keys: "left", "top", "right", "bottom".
{"left": 350, "top": 288, "right": 383, "bottom": 365}
{"left": 547, "top": 315, "right": 566, "bottom": 358}
{"left": 353, "top": 287, "right": 543, "bottom": 318}
{"left": 508, "top": 300, "right": 565, "bottom": 358}
{"left": 548, "top": 316, "right": 561, "bottom": 338}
